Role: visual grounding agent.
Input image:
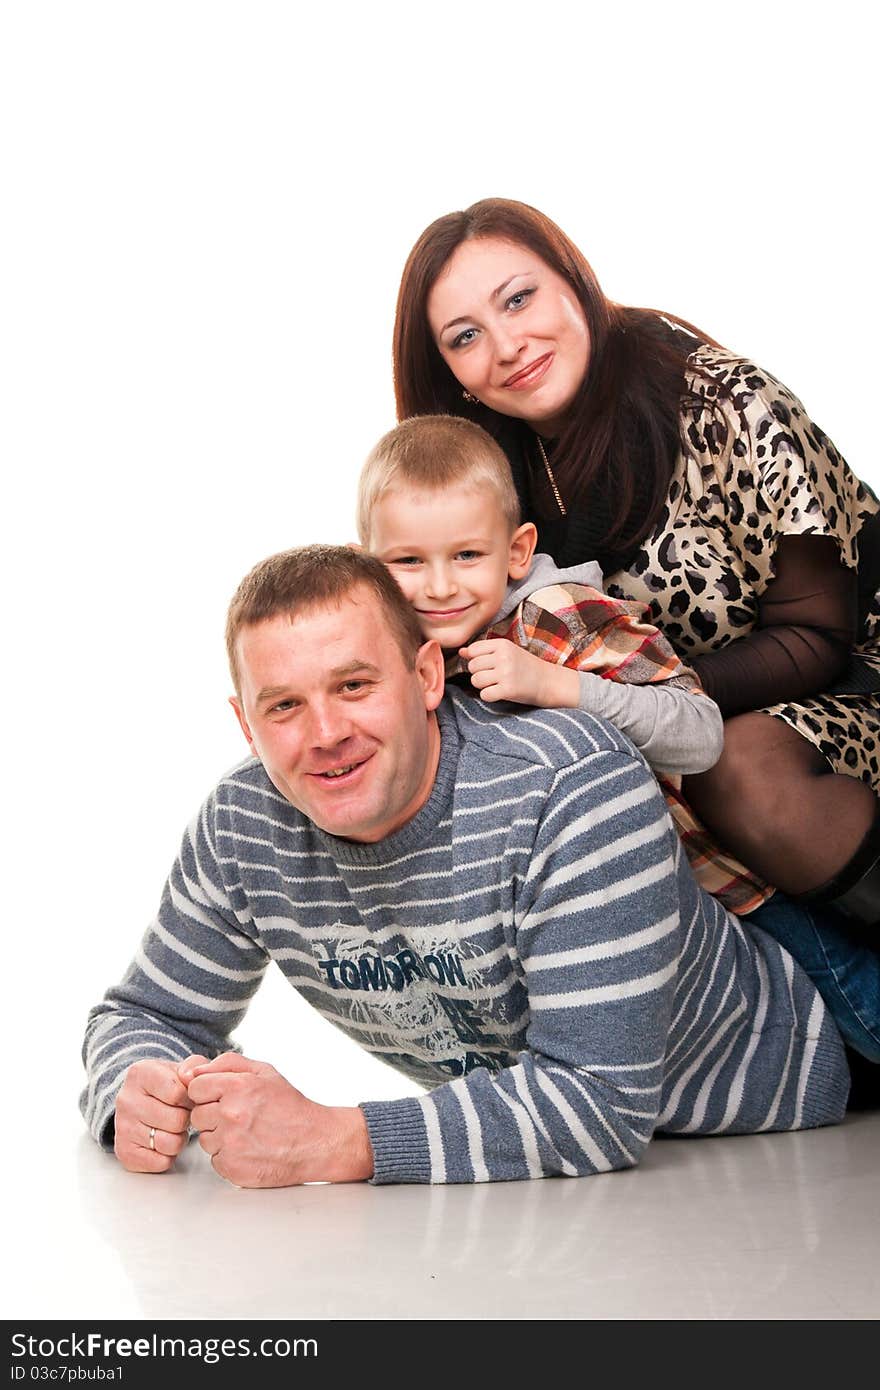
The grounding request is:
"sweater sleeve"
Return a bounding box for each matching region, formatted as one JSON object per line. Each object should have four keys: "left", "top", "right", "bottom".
{"left": 576, "top": 678, "right": 722, "bottom": 774}
{"left": 360, "top": 748, "right": 682, "bottom": 1183}
{"left": 79, "top": 793, "right": 270, "bottom": 1147}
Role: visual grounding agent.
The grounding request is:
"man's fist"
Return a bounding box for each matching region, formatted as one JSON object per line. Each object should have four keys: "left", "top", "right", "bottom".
{"left": 113, "top": 1056, "right": 208, "bottom": 1173}
{"left": 185, "top": 1052, "right": 374, "bottom": 1188}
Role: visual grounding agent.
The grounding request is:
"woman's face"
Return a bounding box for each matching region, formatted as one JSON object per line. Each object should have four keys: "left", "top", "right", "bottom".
{"left": 426, "top": 236, "right": 591, "bottom": 438}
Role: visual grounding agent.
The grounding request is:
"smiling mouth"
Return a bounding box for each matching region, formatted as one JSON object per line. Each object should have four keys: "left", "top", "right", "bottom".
{"left": 418, "top": 605, "right": 473, "bottom": 620}
{"left": 503, "top": 353, "right": 553, "bottom": 389}
{"left": 310, "top": 756, "right": 370, "bottom": 783}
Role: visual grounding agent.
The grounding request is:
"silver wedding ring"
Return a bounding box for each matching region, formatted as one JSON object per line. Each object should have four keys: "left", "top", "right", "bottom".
{"left": 148, "top": 1126, "right": 157, "bottom": 1151}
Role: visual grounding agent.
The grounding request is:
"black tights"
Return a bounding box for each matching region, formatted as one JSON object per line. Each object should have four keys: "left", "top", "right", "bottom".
{"left": 683, "top": 712, "right": 877, "bottom": 895}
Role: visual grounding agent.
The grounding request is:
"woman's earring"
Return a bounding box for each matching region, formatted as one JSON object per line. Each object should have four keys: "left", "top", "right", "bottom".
{"left": 462, "top": 389, "right": 478, "bottom": 404}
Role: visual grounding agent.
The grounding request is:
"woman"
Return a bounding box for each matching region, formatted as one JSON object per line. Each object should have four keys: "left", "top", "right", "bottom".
{"left": 392, "top": 198, "right": 880, "bottom": 938}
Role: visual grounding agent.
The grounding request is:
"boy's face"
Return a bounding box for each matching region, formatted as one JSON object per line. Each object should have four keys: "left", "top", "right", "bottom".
{"left": 370, "top": 484, "right": 536, "bottom": 651}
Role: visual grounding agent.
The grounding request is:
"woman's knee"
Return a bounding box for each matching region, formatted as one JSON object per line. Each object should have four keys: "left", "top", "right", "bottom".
{"left": 687, "top": 713, "right": 812, "bottom": 809}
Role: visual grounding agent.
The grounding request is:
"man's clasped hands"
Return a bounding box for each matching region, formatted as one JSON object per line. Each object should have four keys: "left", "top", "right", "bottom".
{"left": 112, "top": 1054, "right": 374, "bottom": 1188}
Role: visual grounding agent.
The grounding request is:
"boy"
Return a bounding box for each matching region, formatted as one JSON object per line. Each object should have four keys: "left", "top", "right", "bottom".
{"left": 357, "top": 414, "right": 769, "bottom": 914}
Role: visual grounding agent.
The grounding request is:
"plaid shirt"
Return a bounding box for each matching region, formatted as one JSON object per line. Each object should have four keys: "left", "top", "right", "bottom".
{"left": 448, "top": 579, "right": 773, "bottom": 916}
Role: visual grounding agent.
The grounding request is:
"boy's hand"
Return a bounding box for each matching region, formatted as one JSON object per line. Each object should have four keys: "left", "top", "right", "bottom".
{"left": 459, "top": 640, "right": 579, "bottom": 707}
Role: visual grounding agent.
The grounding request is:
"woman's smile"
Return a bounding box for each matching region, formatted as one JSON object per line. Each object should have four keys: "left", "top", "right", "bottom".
{"left": 503, "top": 351, "right": 554, "bottom": 390}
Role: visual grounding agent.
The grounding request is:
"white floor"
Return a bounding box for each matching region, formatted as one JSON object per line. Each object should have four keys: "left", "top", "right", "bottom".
{"left": 13, "top": 1110, "right": 880, "bottom": 1321}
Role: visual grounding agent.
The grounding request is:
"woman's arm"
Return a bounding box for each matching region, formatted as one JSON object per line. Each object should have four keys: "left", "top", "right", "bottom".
{"left": 691, "top": 534, "right": 856, "bottom": 717}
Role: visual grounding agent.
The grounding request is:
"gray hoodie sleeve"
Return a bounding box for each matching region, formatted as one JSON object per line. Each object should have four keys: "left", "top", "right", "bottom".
{"left": 495, "top": 554, "right": 725, "bottom": 775}
{"left": 577, "top": 675, "right": 724, "bottom": 775}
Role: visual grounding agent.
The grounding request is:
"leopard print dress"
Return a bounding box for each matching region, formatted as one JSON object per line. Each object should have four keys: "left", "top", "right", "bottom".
{"left": 604, "top": 346, "right": 880, "bottom": 791}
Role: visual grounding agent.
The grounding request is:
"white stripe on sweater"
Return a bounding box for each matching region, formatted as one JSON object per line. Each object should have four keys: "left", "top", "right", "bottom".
{"left": 529, "top": 957, "right": 679, "bottom": 1010}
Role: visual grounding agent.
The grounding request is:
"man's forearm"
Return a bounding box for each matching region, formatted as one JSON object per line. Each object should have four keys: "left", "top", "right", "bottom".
{"left": 80, "top": 789, "right": 270, "bottom": 1149}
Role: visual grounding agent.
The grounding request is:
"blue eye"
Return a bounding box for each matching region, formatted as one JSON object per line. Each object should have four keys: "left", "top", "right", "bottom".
{"left": 506, "top": 288, "right": 534, "bottom": 311}
{"left": 456, "top": 550, "right": 482, "bottom": 561}
{"left": 390, "top": 556, "right": 421, "bottom": 567}
{"left": 450, "top": 327, "right": 479, "bottom": 350}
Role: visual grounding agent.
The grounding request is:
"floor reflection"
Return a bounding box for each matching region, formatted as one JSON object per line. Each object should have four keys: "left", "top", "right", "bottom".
{"left": 75, "top": 1114, "right": 880, "bottom": 1320}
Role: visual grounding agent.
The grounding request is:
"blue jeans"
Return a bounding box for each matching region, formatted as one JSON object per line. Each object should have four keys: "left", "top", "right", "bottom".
{"left": 748, "top": 895, "right": 880, "bottom": 1064}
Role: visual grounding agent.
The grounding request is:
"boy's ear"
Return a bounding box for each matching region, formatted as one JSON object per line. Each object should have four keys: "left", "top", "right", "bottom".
{"left": 507, "top": 522, "right": 538, "bottom": 580}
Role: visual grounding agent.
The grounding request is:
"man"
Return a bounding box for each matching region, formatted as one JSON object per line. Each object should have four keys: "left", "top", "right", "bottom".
{"left": 80, "top": 545, "right": 850, "bottom": 1187}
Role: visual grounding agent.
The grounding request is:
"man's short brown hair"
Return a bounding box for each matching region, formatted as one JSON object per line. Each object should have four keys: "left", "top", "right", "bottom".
{"left": 225, "top": 544, "right": 426, "bottom": 693}
{"left": 357, "top": 414, "right": 521, "bottom": 546}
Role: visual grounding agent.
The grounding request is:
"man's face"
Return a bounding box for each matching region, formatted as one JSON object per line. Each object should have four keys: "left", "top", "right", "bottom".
{"left": 230, "top": 586, "right": 444, "bottom": 842}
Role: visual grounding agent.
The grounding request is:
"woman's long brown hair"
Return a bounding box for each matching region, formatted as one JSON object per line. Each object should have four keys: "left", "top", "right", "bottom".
{"left": 393, "top": 198, "right": 721, "bottom": 559}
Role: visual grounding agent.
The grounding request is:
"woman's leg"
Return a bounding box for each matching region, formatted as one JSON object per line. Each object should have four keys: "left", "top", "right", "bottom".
{"left": 683, "top": 711, "right": 878, "bottom": 897}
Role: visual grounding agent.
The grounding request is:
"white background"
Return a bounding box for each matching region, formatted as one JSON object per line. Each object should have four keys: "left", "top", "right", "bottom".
{"left": 2, "top": 0, "right": 877, "bottom": 1307}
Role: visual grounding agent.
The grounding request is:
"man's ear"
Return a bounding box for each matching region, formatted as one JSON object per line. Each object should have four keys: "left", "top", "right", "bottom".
{"left": 415, "top": 639, "right": 445, "bottom": 712}
{"left": 229, "top": 695, "right": 257, "bottom": 754}
{"left": 507, "top": 521, "right": 538, "bottom": 580}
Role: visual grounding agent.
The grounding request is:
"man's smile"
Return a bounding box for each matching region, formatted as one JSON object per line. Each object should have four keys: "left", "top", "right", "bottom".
{"left": 307, "top": 753, "right": 374, "bottom": 785}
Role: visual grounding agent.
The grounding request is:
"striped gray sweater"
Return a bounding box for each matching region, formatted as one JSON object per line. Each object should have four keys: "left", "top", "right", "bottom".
{"left": 80, "top": 690, "right": 850, "bottom": 1183}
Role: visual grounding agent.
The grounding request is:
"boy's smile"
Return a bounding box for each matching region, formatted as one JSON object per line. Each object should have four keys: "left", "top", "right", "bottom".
{"left": 370, "top": 484, "right": 536, "bottom": 651}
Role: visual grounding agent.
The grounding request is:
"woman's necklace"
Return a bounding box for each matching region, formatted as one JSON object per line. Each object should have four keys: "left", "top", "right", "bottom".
{"left": 535, "top": 435, "right": 567, "bottom": 517}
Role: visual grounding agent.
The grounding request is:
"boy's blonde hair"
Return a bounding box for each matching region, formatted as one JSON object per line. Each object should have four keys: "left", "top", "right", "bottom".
{"left": 357, "top": 415, "right": 521, "bottom": 546}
